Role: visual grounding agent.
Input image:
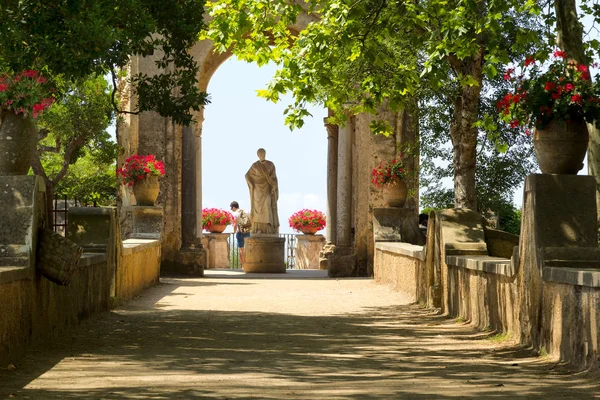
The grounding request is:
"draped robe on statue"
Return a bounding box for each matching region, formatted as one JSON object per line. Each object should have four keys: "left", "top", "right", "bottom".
{"left": 245, "top": 159, "right": 280, "bottom": 234}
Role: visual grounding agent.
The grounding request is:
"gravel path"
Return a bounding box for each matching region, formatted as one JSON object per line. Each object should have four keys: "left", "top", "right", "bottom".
{"left": 1, "top": 269, "right": 598, "bottom": 399}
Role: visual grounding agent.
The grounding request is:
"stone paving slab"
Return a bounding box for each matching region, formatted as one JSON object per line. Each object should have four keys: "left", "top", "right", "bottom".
{"left": 0, "top": 269, "right": 598, "bottom": 399}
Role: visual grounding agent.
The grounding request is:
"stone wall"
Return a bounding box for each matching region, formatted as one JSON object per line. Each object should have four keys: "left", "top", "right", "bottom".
{"left": 0, "top": 254, "right": 110, "bottom": 366}
{"left": 117, "top": 239, "right": 161, "bottom": 303}
{"left": 373, "top": 180, "right": 600, "bottom": 370}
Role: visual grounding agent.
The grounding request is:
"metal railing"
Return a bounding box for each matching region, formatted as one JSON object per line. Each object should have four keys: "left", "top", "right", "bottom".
{"left": 51, "top": 195, "right": 97, "bottom": 235}
{"left": 228, "top": 233, "right": 297, "bottom": 269}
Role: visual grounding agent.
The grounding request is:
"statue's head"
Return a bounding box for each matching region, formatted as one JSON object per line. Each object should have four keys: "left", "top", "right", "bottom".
{"left": 257, "top": 148, "right": 266, "bottom": 161}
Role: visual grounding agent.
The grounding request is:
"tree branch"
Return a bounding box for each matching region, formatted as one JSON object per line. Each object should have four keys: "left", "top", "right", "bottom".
{"left": 51, "top": 135, "right": 86, "bottom": 186}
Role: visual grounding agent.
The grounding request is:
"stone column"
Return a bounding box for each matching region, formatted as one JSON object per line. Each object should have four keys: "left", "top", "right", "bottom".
{"left": 336, "top": 118, "right": 353, "bottom": 247}
{"left": 324, "top": 121, "right": 338, "bottom": 245}
{"left": 181, "top": 124, "right": 197, "bottom": 248}
{"left": 295, "top": 234, "right": 326, "bottom": 269}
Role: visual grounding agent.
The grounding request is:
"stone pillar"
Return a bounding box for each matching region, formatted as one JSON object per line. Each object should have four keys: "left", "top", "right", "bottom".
{"left": 324, "top": 121, "right": 338, "bottom": 245}
{"left": 295, "top": 234, "right": 326, "bottom": 269}
{"left": 174, "top": 123, "right": 206, "bottom": 276}
{"left": 205, "top": 233, "right": 230, "bottom": 268}
{"left": 336, "top": 119, "right": 353, "bottom": 247}
{"left": 181, "top": 124, "right": 197, "bottom": 248}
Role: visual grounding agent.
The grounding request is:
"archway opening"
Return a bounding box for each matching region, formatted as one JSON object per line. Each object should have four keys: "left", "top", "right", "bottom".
{"left": 202, "top": 57, "right": 328, "bottom": 235}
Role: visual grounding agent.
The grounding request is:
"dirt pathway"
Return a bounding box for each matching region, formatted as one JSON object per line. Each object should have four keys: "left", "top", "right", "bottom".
{"left": 0, "top": 269, "right": 598, "bottom": 399}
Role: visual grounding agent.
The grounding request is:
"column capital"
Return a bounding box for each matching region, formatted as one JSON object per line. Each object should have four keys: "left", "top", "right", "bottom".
{"left": 324, "top": 121, "right": 339, "bottom": 139}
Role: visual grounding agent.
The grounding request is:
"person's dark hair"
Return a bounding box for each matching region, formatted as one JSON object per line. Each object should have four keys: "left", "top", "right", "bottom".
{"left": 230, "top": 201, "right": 239, "bottom": 209}
{"left": 418, "top": 213, "right": 429, "bottom": 226}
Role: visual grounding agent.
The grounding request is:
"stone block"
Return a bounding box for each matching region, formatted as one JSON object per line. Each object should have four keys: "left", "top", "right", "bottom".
{"left": 244, "top": 235, "right": 285, "bottom": 273}
{"left": 205, "top": 233, "right": 230, "bottom": 269}
{"left": 484, "top": 228, "right": 519, "bottom": 259}
{"left": 67, "top": 207, "right": 115, "bottom": 252}
{"left": 438, "top": 209, "right": 488, "bottom": 255}
{"left": 372, "top": 208, "right": 425, "bottom": 245}
{"left": 295, "top": 234, "right": 325, "bottom": 269}
{"left": 162, "top": 248, "right": 206, "bottom": 276}
{"left": 524, "top": 174, "right": 597, "bottom": 247}
{"left": 326, "top": 246, "right": 356, "bottom": 278}
{"left": 130, "top": 206, "right": 163, "bottom": 239}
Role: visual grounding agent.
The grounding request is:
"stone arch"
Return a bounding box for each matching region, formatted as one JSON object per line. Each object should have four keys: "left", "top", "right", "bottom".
{"left": 118, "top": 20, "right": 420, "bottom": 276}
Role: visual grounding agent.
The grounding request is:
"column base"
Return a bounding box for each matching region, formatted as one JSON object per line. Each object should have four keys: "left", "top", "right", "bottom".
{"left": 244, "top": 235, "right": 286, "bottom": 273}
{"left": 161, "top": 247, "right": 206, "bottom": 276}
{"left": 326, "top": 246, "right": 356, "bottom": 278}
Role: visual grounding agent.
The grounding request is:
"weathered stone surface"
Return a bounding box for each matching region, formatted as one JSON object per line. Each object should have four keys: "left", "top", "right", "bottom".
{"left": 67, "top": 207, "right": 115, "bottom": 253}
{"left": 205, "top": 233, "right": 230, "bottom": 269}
{"left": 295, "top": 234, "right": 325, "bottom": 269}
{"left": 327, "top": 246, "right": 356, "bottom": 278}
{"left": 125, "top": 206, "right": 164, "bottom": 239}
{"left": 244, "top": 235, "right": 285, "bottom": 273}
{"left": 165, "top": 248, "right": 206, "bottom": 276}
{"left": 484, "top": 228, "right": 519, "bottom": 259}
{"left": 372, "top": 207, "right": 425, "bottom": 245}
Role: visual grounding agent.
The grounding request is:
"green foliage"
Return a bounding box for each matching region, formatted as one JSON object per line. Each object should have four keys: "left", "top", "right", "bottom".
{"left": 33, "top": 75, "right": 119, "bottom": 207}
{"left": 0, "top": 0, "right": 209, "bottom": 124}
{"left": 205, "top": 0, "right": 542, "bottom": 128}
{"left": 420, "top": 72, "right": 537, "bottom": 232}
{"left": 53, "top": 151, "right": 117, "bottom": 206}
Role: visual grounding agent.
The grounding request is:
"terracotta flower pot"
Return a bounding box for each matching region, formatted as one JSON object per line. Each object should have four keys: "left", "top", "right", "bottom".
{"left": 382, "top": 178, "right": 408, "bottom": 208}
{"left": 300, "top": 226, "right": 320, "bottom": 235}
{"left": 207, "top": 224, "right": 227, "bottom": 233}
{"left": 533, "top": 119, "right": 589, "bottom": 174}
{"left": 0, "top": 111, "right": 37, "bottom": 176}
{"left": 133, "top": 175, "right": 160, "bottom": 206}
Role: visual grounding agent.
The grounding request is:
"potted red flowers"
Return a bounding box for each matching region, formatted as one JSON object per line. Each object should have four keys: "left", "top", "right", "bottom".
{"left": 117, "top": 154, "right": 165, "bottom": 206}
{"left": 0, "top": 69, "right": 54, "bottom": 175}
{"left": 371, "top": 157, "right": 407, "bottom": 207}
{"left": 498, "top": 50, "right": 600, "bottom": 174}
{"left": 289, "top": 209, "right": 326, "bottom": 234}
{"left": 202, "top": 208, "right": 233, "bottom": 233}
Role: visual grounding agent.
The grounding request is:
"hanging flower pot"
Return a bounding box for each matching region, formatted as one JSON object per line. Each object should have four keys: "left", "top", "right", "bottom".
{"left": 132, "top": 175, "right": 160, "bottom": 206}
{"left": 382, "top": 177, "right": 408, "bottom": 208}
{"left": 533, "top": 119, "right": 588, "bottom": 174}
{"left": 0, "top": 111, "right": 37, "bottom": 175}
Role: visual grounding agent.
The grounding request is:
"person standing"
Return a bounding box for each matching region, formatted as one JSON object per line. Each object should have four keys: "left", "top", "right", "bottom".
{"left": 245, "top": 148, "right": 280, "bottom": 234}
{"left": 230, "top": 201, "right": 251, "bottom": 268}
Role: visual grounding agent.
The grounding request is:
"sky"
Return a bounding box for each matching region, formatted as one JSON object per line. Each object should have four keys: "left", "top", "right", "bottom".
{"left": 201, "top": 57, "right": 327, "bottom": 234}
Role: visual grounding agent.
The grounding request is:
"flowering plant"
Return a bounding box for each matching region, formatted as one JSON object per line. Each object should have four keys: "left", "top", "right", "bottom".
{"left": 0, "top": 70, "right": 54, "bottom": 118}
{"left": 117, "top": 154, "right": 165, "bottom": 186}
{"left": 202, "top": 208, "right": 233, "bottom": 230}
{"left": 371, "top": 157, "right": 406, "bottom": 188}
{"left": 498, "top": 50, "right": 600, "bottom": 134}
{"left": 289, "top": 209, "right": 326, "bottom": 231}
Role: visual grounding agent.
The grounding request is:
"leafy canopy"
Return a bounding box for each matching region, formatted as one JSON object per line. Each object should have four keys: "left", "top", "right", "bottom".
{"left": 0, "top": 0, "right": 209, "bottom": 124}
{"left": 204, "top": 0, "right": 541, "bottom": 131}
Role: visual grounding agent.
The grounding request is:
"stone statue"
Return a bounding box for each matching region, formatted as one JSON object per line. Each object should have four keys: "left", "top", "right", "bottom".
{"left": 245, "top": 148, "right": 280, "bottom": 234}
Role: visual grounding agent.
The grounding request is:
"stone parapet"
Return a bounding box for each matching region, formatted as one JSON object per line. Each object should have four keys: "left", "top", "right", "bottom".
{"left": 372, "top": 208, "right": 425, "bottom": 245}
{"left": 295, "top": 234, "right": 325, "bottom": 269}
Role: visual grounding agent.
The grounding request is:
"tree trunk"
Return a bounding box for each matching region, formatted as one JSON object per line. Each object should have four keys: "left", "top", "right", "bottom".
{"left": 555, "top": 0, "right": 600, "bottom": 222}
{"left": 395, "top": 100, "right": 420, "bottom": 212}
{"left": 447, "top": 51, "right": 484, "bottom": 210}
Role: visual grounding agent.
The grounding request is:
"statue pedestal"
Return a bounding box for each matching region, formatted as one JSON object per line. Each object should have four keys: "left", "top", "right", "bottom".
{"left": 244, "top": 235, "right": 286, "bottom": 273}
{"left": 295, "top": 234, "right": 325, "bottom": 269}
{"left": 205, "top": 233, "right": 230, "bottom": 269}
